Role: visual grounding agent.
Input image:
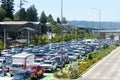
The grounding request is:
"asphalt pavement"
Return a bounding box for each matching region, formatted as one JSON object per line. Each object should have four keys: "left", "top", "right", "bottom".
{"left": 78, "top": 47, "right": 120, "bottom": 80}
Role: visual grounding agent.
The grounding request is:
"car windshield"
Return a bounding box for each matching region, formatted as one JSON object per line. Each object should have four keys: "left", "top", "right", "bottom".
{"left": 0, "top": 70, "right": 3, "bottom": 74}
{"left": 73, "top": 50, "right": 79, "bottom": 53}
{"left": 44, "top": 61, "right": 52, "bottom": 64}
{"left": 0, "top": 61, "right": 3, "bottom": 63}
{"left": 11, "top": 64, "right": 22, "bottom": 68}
{"left": 34, "top": 60, "right": 42, "bottom": 63}
{"left": 68, "top": 54, "right": 74, "bottom": 56}
{"left": 26, "top": 66, "right": 36, "bottom": 70}
{"left": 15, "top": 72, "right": 24, "bottom": 76}
{"left": 34, "top": 60, "right": 41, "bottom": 63}
{"left": 55, "top": 57, "right": 60, "bottom": 62}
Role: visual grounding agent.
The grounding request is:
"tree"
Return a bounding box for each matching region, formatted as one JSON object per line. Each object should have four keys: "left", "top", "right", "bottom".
{"left": 0, "top": 7, "right": 6, "bottom": 21}
{"left": 14, "top": 8, "right": 26, "bottom": 21}
{"left": 4, "top": 17, "right": 11, "bottom": 21}
{"left": 57, "top": 17, "right": 61, "bottom": 24}
{"left": 52, "top": 25, "right": 61, "bottom": 34}
{"left": 39, "top": 11, "right": 47, "bottom": 34}
{"left": 26, "top": 5, "right": 38, "bottom": 21}
{"left": 1, "top": 0, "right": 14, "bottom": 20}
{"left": 0, "top": 39, "right": 4, "bottom": 50}
{"left": 47, "top": 14, "right": 54, "bottom": 22}
{"left": 62, "top": 17, "right": 67, "bottom": 24}
{"left": 40, "top": 11, "right": 47, "bottom": 25}
{"left": 14, "top": 10, "right": 20, "bottom": 20}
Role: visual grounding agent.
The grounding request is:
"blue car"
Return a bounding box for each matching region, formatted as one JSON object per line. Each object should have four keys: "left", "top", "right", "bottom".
{"left": 13, "top": 70, "right": 31, "bottom": 80}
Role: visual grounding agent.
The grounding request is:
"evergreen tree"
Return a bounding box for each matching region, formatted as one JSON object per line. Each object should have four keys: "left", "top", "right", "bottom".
{"left": 0, "top": 7, "right": 6, "bottom": 21}
{"left": 26, "top": 5, "right": 38, "bottom": 21}
{"left": 14, "top": 8, "right": 26, "bottom": 21}
{"left": 39, "top": 11, "right": 47, "bottom": 34}
{"left": 39, "top": 11, "right": 47, "bottom": 25}
{"left": 20, "top": 8, "right": 26, "bottom": 20}
{"left": 1, "top": 0, "right": 14, "bottom": 20}
{"left": 62, "top": 17, "right": 67, "bottom": 24}
{"left": 57, "top": 17, "right": 61, "bottom": 24}
{"left": 47, "top": 14, "right": 54, "bottom": 22}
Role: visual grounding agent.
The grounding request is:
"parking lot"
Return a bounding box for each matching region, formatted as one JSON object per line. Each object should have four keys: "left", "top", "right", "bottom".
{"left": 0, "top": 39, "right": 118, "bottom": 80}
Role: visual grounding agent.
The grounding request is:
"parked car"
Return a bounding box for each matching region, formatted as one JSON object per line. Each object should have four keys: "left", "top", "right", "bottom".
{"left": 67, "top": 52, "right": 77, "bottom": 61}
{"left": 25, "top": 64, "right": 44, "bottom": 77}
{"left": 12, "top": 70, "right": 31, "bottom": 80}
{"left": 0, "top": 69, "right": 5, "bottom": 77}
{"left": 1, "top": 49, "right": 10, "bottom": 55}
{"left": 54, "top": 56, "right": 65, "bottom": 68}
{"left": 41, "top": 60, "right": 57, "bottom": 72}
{"left": 0, "top": 58, "right": 6, "bottom": 67}
{"left": 0, "top": 76, "right": 14, "bottom": 80}
{"left": 34, "top": 58, "right": 44, "bottom": 65}
{"left": 9, "top": 64, "right": 23, "bottom": 75}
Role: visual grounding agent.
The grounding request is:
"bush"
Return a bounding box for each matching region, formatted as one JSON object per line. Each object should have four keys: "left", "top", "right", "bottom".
{"left": 69, "top": 71, "right": 78, "bottom": 79}
{"left": 115, "top": 43, "right": 120, "bottom": 47}
{"left": 103, "top": 44, "right": 109, "bottom": 49}
{"left": 54, "top": 72, "right": 68, "bottom": 79}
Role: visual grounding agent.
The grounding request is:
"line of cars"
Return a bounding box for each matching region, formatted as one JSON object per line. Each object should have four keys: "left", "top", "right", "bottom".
{"left": 0, "top": 39, "right": 118, "bottom": 80}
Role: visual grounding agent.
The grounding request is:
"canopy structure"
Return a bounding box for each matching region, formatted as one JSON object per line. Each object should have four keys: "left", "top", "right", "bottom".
{"left": 0, "top": 21, "right": 42, "bottom": 48}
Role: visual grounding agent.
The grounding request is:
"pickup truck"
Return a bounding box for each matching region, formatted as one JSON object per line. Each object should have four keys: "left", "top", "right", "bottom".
{"left": 40, "top": 60, "right": 57, "bottom": 72}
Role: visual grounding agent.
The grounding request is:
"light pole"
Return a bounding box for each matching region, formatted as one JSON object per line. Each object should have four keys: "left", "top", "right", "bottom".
{"left": 60, "top": 0, "right": 63, "bottom": 51}
{"left": 4, "top": 28, "right": 6, "bottom": 49}
{"left": 91, "top": 8, "right": 101, "bottom": 48}
{"left": 75, "top": 26, "right": 77, "bottom": 40}
{"left": 46, "top": 23, "right": 52, "bottom": 49}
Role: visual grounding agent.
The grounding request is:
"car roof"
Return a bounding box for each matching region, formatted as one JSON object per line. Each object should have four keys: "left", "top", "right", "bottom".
{"left": 27, "top": 64, "right": 40, "bottom": 67}
{"left": 0, "top": 77, "right": 14, "bottom": 80}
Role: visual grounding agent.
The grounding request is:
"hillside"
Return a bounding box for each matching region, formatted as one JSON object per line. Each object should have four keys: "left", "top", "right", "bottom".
{"left": 67, "top": 21, "right": 120, "bottom": 30}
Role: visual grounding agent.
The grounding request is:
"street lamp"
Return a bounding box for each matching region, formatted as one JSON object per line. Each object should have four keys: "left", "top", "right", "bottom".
{"left": 60, "top": 0, "right": 63, "bottom": 51}
{"left": 46, "top": 23, "right": 52, "bottom": 49}
{"left": 4, "top": 28, "right": 6, "bottom": 49}
{"left": 91, "top": 8, "right": 101, "bottom": 48}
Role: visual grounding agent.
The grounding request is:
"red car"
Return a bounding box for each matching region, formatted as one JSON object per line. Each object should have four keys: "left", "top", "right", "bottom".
{"left": 25, "top": 64, "right": 44, "bottom": 77}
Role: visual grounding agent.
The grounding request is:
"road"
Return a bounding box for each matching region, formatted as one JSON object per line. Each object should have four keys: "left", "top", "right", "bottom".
{"left": 79, "top": 47, "right": 120, "bottom": 80}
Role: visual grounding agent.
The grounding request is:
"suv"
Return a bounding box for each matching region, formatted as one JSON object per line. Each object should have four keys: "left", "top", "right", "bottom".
{"left": 41, "top": 60, "right": 57, "bottom": 72}
{"left": 25, "top": 64, "right": 44, "bottom": 77}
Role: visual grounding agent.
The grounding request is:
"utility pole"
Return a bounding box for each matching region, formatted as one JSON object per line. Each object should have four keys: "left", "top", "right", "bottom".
{"left": 91, "top": 8, "right": 101, "bottom": 48}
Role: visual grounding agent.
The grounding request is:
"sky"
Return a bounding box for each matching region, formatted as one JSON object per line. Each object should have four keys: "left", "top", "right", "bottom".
{"left": 14, "top": 0, "right": 120, "bottom": 22}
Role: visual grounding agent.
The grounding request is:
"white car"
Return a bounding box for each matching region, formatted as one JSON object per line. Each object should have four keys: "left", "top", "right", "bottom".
{"left": 1, "top": 49, "right": 10, "bottom": 55}
{"left": 0, "top": 77, "right": 14, "bottom": 80}
{"left": 34, "top": 58, "right": 44, "bottom": 65}
{"left": 0, "top": 58, "right": 6, "bottom": 67}
{"left": 41, "top": 60, "right": 57, "bottom": 72}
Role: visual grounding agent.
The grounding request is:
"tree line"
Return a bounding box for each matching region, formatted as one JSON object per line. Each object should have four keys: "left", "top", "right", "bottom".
{"left": 0, "top": 0, "right": 98, "bottom": 49}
